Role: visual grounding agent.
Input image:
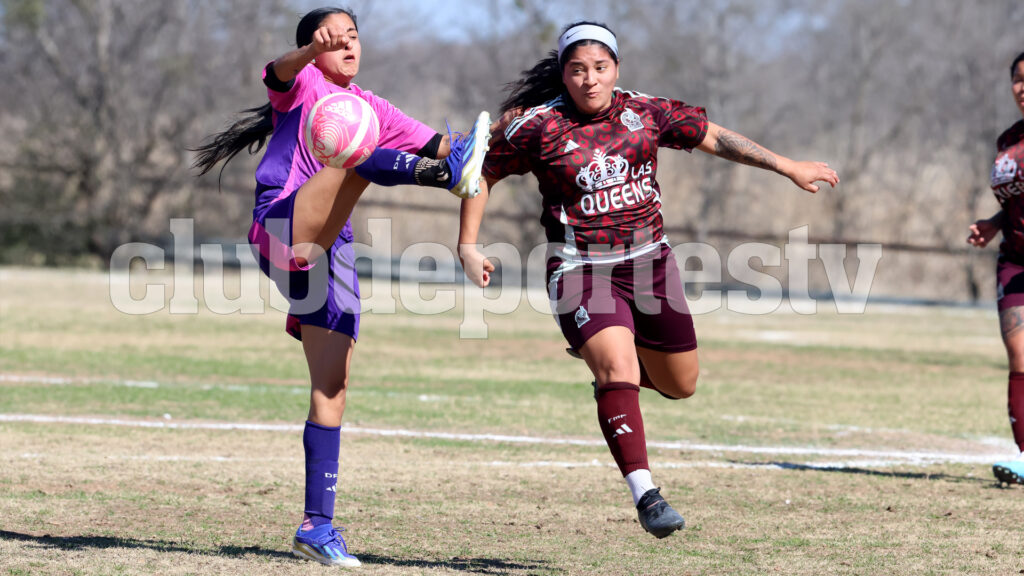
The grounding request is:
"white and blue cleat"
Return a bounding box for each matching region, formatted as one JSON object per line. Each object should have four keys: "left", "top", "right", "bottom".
{"left": 445, "top": 110, "right": 491, "bottom": 200}
{"left": 292, "top": 524, "right": 361, "bottom": 567}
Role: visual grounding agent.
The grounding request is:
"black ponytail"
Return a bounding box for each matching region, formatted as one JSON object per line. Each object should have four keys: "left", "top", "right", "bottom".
{"left": 501, "top": 20, "right": 618, "bottom": 113}
{"left": 501, "top": 50, "right": 563, "bottom": 113}
{"left": 191, "top": 103, "right": 273, "bottom": 178}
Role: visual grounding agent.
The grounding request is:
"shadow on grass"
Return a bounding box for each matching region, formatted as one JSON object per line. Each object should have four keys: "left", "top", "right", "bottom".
{"left": 0, "top": 531, "right": 549, "bottom": 573}
{"left": 744, "top": 461, "right": 998, "bottom": 485}
{"left": 358, "top": 553, "right": 549, "bottom": 574}
{"left": 0, "top": 530, "right": 293, "bottom": 560}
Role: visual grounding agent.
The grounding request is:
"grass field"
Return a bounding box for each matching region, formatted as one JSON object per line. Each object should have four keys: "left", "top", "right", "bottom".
{"left": 1, "top": 266, "right": 1022, "bottom": 575}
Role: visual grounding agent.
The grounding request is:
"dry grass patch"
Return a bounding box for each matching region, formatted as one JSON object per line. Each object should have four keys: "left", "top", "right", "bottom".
{"left": 3, "top": 422, "right": 1023, "bottom": 575}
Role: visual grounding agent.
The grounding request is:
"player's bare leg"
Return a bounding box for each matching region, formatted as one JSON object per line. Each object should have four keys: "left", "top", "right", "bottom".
{"left": 580, "top": 327, "right": 686, "bottom": 538}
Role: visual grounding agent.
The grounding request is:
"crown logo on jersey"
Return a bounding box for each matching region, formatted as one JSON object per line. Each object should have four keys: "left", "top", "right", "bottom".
{"left": 576, "top": 149, "right": 629, "bottom": 192}
{"left": 993, "top": 153, "right": 1019, "bottom": 186}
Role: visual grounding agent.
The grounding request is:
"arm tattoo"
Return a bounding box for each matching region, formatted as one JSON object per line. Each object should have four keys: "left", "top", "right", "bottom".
{"left": 714, "top": 129, "right": 779, "bottom": 173}
{"left": 1001, "top": 306, "right": 1024, "bottom": 340}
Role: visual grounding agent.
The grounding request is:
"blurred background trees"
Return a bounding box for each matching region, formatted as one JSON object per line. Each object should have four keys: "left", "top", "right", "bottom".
{"left": 1, "top": 0, "right": 1022, "bottom": 300}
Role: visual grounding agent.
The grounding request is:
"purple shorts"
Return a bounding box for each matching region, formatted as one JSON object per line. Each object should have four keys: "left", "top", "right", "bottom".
{"left": 249, "top": 192, "right": 360, "bottom": 341}
{"left": 998, "top": 257, "right": 1024, "bottom": 312}
{"left": 549, "top": 244, "right": 697, "bottom": 353}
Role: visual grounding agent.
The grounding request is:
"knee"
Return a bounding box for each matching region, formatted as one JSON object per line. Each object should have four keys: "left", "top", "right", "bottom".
{"left": 314, "top": 373, "right": 350, "bottom": 396}
{"left": 679, "top": 375, "right": 698, "bottom": 398}
{"left": 308, "top": 360, "right": 351, "bottom": 399}
{"left": 661, "top": 366, "right": 699, "bottom": 400}
{"left": 592, "top": 356, "right": 641, "bottom": 386}
{"left": 665, "top": 377, "right": 697, "bottom": 399}
{"left": 1008, "top": 344, "right": 1024, "bottom": 373}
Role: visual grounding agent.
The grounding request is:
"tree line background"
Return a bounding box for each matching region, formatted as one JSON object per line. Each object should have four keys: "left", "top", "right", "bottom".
{"left": 1, "top": 0, "right": 1022, "bottom": 302}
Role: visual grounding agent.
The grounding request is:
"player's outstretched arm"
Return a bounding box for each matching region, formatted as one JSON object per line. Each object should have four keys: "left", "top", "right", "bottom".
{"left": 697, "top": 122, "right": 839, "bottom": 193}
{"left": 459, "top": 177, "right": 497, "bottom": 288}
{"left": 968, "top": 210, "right": 1004, "bottom": 248}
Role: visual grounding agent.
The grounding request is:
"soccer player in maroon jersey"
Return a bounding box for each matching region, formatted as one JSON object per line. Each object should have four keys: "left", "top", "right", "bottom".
{"left": 458, "top": 21, "right": 839, "bottom": 538}
{"left": 967, "top": 51, "right": 1024, "bottom": 486}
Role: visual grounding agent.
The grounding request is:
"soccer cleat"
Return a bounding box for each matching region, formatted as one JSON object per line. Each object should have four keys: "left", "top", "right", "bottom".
{"left": 444, "top": 110, "right": 491, "bottom": 199}
{"left": 636, "top": 487, "right": 685, "bottom": 538}
{"left": 292, "top": 524, "right": 361, "bottom": 567}
{"left": 992, "top": 453, "right": 1024, "bottom": 486}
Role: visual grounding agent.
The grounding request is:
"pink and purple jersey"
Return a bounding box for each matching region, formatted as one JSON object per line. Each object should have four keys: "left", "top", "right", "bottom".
{"left": 993, "top": 120, "right": 1024, "bottom": 261}
{"left": 484, "top": 89, "right": 707, "bottom": 275}
{"left": 246, "top": 63, "right": 436, "bottom": 341}
{"left": 252, "top": 63, "right": 436, "bottom": 233}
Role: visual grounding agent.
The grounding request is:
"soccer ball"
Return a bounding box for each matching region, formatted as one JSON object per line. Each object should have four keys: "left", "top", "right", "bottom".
{"left": 305, "top": 92, "right": 380, "bottom": 169}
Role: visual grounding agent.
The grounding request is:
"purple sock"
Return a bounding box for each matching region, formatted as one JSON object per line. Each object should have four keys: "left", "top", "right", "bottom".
{"left": 303, "top": 420, "right": 341, "bottom": 528}
{"left": 354, "top": 147, "right": 418, "bottom": 186}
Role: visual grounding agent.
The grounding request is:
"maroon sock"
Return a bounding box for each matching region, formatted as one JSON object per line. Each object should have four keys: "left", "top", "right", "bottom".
{"left": 1010, "top": 372, "right": 1024, "bottom": 452}
{"left": 595, "top": 381, "right": 649, "bottom": 476}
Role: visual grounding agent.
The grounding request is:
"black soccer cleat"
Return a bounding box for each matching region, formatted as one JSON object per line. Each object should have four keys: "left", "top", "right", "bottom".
{"left": 992, "top": 458, "right": 1024, "bottom": 486}
{"left": 636, "top": 488, "right": 685, "bottom": 538}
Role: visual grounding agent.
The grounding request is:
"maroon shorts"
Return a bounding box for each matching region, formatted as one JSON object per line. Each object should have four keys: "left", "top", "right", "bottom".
{"left": 997, "top": 257, "right": 1024, "bottom": 311}
{"left": 549, "top": 244, "right": 697, "bottom": 353}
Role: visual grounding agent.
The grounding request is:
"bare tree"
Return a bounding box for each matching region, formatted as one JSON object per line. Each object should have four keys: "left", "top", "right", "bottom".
{"left": 0, "top": 0, "right": 289, "bottom": 263}
{"left": 3, "top": 0, "right": 1023, "bottom": 301}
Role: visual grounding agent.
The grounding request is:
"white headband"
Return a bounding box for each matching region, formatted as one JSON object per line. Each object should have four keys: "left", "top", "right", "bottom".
{"left": 557, "top": 24, "right": 618, "bottom": 62}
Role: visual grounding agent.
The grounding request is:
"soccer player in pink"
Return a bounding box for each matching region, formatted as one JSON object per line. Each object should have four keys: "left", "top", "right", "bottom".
{"left": 459, "top": 21, "right": 838, "bottom": 538}
{"left": 967, "top": 51, "right": 1024, "bottom": 486}
{"left": 193, "top": 7, "right": 489, "bottom": 567}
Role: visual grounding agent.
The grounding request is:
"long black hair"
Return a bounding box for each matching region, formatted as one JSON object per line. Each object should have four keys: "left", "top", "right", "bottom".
{"left": 500, "top": 20, "right": 618, "bottom": 114}
{"left": 1013, "top": 51, "right": 1024, "bottom": 78}
{"left": 191, "top": 7, "right": 358, "bottom": 178}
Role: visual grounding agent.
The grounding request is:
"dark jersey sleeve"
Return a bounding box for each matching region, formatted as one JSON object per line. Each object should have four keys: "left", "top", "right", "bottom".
{"left": 263, "top": 61, "right": 294, "bottom": 93}
{"left": 643, "top": 96, "right": 709, "bottom": 151}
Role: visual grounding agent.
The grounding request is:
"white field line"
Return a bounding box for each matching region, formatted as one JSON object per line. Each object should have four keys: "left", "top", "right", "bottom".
{"left": 0, "top": 374, "right": 160, "bottom": 388}
{"left": 0, "top": 374, "right": 443, "bottom": 400}
{"left": 18, "top": 453, "right": 299, "bottom": 463}
{"left": 0, "top": 413, "right": 1012, "bottom": 466}
{"left": 717, "top": 413, "right": 1018, "bottom": 449}
{"left": 483, "top": 459, "right": 970, "bottom": 470}
{"left": 0, "top": 374, "right": 1010, "bottom": 439}
{"left": 3, "top": 375, "right": 1011, "bottom": 440}
{"left": 13, "top": 452, "right": 955, "bottom": 470}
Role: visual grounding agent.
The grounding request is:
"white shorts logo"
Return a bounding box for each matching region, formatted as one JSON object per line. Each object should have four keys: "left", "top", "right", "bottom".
{"left": 575, "top": 306, "right": 591, "bottom": 328}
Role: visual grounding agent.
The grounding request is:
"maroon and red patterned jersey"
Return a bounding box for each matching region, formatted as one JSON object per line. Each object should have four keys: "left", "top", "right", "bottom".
{"left": 484, "top": 89, "right": 707, "bottom": 274}
{"left": 993, "top": 120, "right": 1024, "bottom": 260}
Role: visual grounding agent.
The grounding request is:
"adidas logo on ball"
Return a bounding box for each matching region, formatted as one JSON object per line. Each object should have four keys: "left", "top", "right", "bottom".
{"left": 305, "top": 92, "right": 380, "bottom": 169}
